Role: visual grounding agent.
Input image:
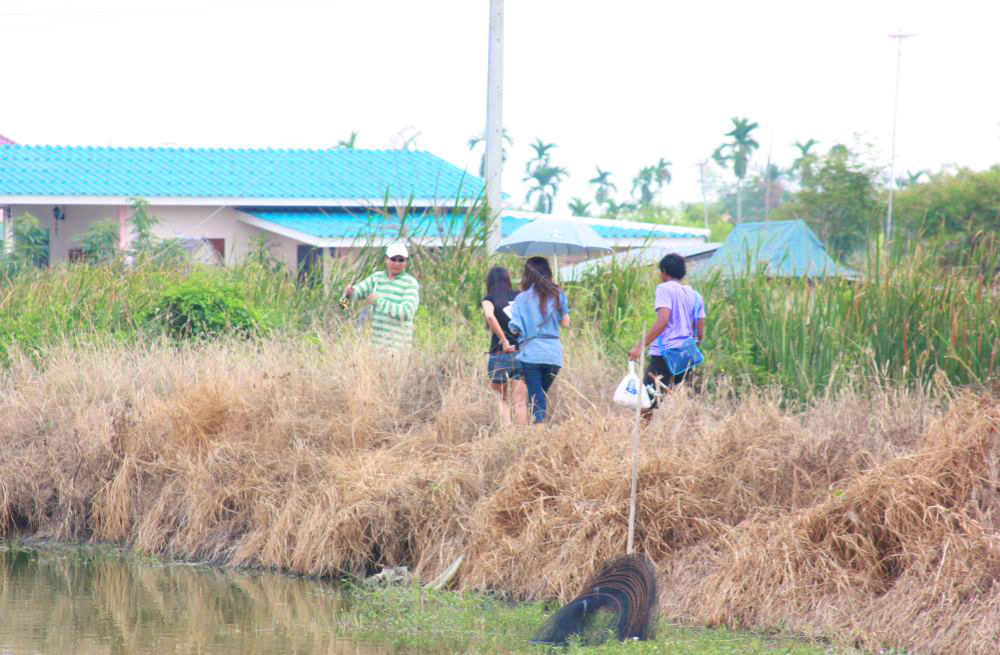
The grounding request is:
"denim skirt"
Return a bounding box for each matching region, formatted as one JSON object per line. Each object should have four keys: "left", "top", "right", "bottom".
{"left": 487, "top": 352, "right": 523, "bottom": 383}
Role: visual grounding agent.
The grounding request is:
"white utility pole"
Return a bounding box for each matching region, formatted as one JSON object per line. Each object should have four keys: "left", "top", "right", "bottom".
{"left": 763, "top": 151, "right": 772, "bottom": 223}
{"left": 886, "top": 30, "right": 914, "bottom": 245}
{"left": 484, "top": 0, "right": 504, "bottom": 253}
{"left": 696, "top": 161, "right": 709, "bottom": 231}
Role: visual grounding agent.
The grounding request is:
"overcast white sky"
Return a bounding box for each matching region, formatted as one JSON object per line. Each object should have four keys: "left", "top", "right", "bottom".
{"left": 2, "top": 0, "right": 998, "bottom": 212}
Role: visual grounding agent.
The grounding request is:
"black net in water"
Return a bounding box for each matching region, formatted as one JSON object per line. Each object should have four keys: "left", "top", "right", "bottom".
{"left": 530, "top": 553, "right": 658, "bottom": 645}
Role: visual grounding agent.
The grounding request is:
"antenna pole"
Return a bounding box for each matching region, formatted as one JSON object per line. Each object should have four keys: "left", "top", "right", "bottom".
{"left": 485, "top": 0, "right": 504, "bottom": 253}
{"left": 886, "top": 30, "right": 915, "bottom": 245}
{"left": 697, "top": 161, "right": 709, "bottom": 232}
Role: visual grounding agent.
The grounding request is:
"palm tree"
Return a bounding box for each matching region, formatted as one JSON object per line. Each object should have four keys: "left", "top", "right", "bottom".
{"left": 790, "top": 138, "right": 820, "bottom": 183}
{"left": 653, "top": 157, "right": 672, "bottom": 206}
{"left": 712, "top": 117, "right": 760, "bottom": 222}
{"left": 589, "top": 167, "right": 617, "bottom": 209}
{"left": 897, "top": 169, "right": 926, "bottom": 188}
{"left": 568, "top": 198, "right": 591, "bottom": 217}
{"left": 631, "top": 166, "right": 658, "bottom": 207}
{"left": 602, "top": 198, "right": 634, "bottom": 220}
{"left": 761, "top": 163, "right": 787, "bottom": 221}
{"left": 525, "top": 138, "right": 558, "bottom": 174}
{"left": 337, "top": 130, "right": 359, "bottom": 149}
{"left": 524, "top": 165, "right": 568, "bottom": 214}
{"left": 468, "top": 128, "right": 513, "bottom": 177}
{"left": 522, "top": 139, "right": 565, "bottom": 214}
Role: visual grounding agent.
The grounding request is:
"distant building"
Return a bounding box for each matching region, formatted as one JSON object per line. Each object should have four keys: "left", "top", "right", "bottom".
{"left": 0, "top": 141, "right": 707, "bottom": 271}
{"left": 693, "top": 220, "right": 858, "bottom": 279}
{"left": 559, "top": 241, "right": 721, "bottom": 281}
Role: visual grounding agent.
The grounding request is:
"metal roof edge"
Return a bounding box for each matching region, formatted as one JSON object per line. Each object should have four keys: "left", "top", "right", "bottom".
{"left": 502, "top": 209, "right": 709, "bottom": 238}
{"left": 0, "top": 195, "right": 465, "bottom": 207}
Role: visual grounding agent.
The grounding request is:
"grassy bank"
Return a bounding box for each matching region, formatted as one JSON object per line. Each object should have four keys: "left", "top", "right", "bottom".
{"left": 0, "top": 336, "right": 996, "bottom": 654}
{"left": 334, "top": 584, "right": 856, "bottom": 654}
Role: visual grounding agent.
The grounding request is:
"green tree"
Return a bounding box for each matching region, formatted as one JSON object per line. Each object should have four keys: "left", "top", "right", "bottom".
{"left": 772, "top": 144, "right": 880, "bottom": 256}
{"left": 892, "top": 166, "right": 1000, "bottom": 250}
{"left": 790, "top": 138, "right": 820, "bottom": 184}
{"left": 76, "top": 219, "right": 120, "bottom": 263}
{"left": 630, "top": 159, "right": 673, "bottom": 209}
{"left": 712, "top": 117, "right": 760, "bottom": 222}
{"left": 602, "top": 198, "right": 635, "bottom": 219}
{"left": 896, "top": 169, "right": 926, "bottom": 188}
{"left": 568, "top": 198, "right": 591, "bottom": 217}
{"left": 588, "top": 167, "right": 617, "bottom": 212}
{"left": 719, "top": 164, "right": 789, "bottom": 222}
{"left": 653, "top": 157, "right": 672, "bottom": 205}
{"left": 522, "top": 139, "right": 566, "bottom": 213}
{"left": 129, "top": 197, "right": 158, "bottom": 258}
{"left": 336, "top": 130, "right": 359, "bottom": 149}
{"left": 524, "top": 138, "right": 558, "bottom": 174}
{"left": 631, "top": 166, "right": 658, "bottom": 207}
{"left": 4, "top": 213, "right": 49, "bottom": 269}
{"left": 126, "top": 197, "right": 186, "bottom": 267}
{"left": 524, "top": 165, "right": 568, "bottom": 214}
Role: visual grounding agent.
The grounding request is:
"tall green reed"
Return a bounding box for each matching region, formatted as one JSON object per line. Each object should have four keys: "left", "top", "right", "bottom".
{"left": 1, "top": 215, "right": 995, "bottom": 399}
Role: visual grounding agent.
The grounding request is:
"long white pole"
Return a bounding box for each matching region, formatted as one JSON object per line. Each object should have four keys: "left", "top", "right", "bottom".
{"left": 485, "top": 0, "right": 504, "bottom": 254}
{"left": 627, "top": 320, "right": 646, "bottom": 556}
{"left": 886, "top": 31, "right": 914, "bottom": 245}
{"left": 697, "top": 161, "right": 709, "bottom": 231}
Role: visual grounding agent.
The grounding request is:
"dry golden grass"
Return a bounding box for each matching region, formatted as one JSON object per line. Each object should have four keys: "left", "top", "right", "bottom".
{"left": 0, "top": 335, "right": 996, "bottom": 654}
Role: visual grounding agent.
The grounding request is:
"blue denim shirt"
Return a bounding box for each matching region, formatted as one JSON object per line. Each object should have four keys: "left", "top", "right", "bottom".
{"left": 508, "top": 288, "right": 570, "bottom": 367}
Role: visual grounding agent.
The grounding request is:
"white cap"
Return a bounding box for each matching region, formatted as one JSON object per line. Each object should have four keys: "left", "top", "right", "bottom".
{"left": 386, "top": 243, "right": 409, "bottom": 259}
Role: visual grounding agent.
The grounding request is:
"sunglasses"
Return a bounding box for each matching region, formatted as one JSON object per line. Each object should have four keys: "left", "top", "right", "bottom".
{"left": 389, "top": 256, "right": 407, "bottom": 262}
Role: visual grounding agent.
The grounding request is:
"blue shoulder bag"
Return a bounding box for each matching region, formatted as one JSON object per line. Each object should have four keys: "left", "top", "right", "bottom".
{"left": 657, "top": 334, "right": 704, "bottom": 375}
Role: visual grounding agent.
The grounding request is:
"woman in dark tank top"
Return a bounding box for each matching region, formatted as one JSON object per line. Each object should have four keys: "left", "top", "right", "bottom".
{"left": 481, "top": 266, "right": 528, "bottom": 426}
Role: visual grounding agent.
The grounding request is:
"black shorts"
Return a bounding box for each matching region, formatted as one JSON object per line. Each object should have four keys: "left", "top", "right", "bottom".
{"left": 643, "top": 355, "right": 688, "bottom": 408}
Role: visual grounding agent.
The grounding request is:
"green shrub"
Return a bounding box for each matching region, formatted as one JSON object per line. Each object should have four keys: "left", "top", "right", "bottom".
{"left": 0, "top": 213, "right": 49, "bottom": 274}
{"left": 76, "top": 219, "right": 120, "bottom": 263}
{"left": 146, "top": 275, "right": 266, "bottom": 339}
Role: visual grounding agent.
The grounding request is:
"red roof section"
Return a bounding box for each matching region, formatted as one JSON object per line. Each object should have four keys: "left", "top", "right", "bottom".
{"left": 0, "top": 134, "right": 16, "bottom": 145}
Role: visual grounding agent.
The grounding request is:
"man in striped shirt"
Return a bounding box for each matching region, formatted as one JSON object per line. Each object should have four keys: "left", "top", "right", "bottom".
{"left": 343, "top": 243, "right": 420, "bottom": 350}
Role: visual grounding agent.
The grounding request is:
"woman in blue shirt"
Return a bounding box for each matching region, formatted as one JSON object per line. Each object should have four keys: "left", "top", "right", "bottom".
{"left": 508, "top": 257, "right": 570, "bottom": 424}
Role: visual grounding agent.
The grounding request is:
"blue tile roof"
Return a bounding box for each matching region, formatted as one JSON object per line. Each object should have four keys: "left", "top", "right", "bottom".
{"left": 0, "top": 144, "right": 484, "bottom": 200}
{"left": 240, "top": 208, "right": 701, "bottom": 242}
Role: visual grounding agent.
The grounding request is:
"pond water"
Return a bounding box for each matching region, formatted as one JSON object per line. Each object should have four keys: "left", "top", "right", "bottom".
{"left": 0, "top": 543, "right": 412, "bottom": 655}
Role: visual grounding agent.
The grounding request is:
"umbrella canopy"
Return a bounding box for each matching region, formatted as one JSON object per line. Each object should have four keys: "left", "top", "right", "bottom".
{"left": 495, "top": 218, "right": 612, "bottom": 258}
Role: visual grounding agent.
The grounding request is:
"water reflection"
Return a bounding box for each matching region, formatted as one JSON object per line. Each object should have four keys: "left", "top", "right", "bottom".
{"left": 0, "top": 544, "right": 401, "bottom": 655}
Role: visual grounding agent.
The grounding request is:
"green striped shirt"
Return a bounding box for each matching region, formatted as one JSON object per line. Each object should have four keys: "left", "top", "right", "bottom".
{"left": 352, "top": 270, "right": 420, "bottom": 349}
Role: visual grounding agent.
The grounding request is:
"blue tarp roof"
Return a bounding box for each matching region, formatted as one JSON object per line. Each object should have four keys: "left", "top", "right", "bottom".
{"left": 694, "top": 220, "right": 859, "bottom": 278}
{"left": 240, "top": 208, "right": 701, "bottom": 242}
{"left": 0, "top": 144, "right": 483, "bottom": 200}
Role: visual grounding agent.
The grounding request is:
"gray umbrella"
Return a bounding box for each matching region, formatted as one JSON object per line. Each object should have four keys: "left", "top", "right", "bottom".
{"left": 495, "top": 218, "right": 613, "bottom": 258}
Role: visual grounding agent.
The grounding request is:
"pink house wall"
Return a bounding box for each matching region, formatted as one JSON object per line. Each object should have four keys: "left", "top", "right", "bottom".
{"left": 6, "top": 203, "right": 298, "bottom": 268}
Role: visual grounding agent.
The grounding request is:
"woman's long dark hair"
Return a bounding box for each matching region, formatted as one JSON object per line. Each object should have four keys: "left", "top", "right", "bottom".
{"left": 521, "top": 256, "right": 560, "bottom": 314}
{"left": 486, "top": 266, "right": 516, "bottom": 308}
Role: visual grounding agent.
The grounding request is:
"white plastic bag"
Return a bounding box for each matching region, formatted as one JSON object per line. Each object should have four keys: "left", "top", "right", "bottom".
{"left": 613, "top": 361, "right": 651, "bottom": 409}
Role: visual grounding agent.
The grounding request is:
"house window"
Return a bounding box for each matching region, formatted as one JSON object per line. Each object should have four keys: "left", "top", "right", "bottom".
{"left": 296, "top": 245, "right": 323, "bottom": 286}
{"left": 207, "top": 239, "right": 225, "bottom": 259}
